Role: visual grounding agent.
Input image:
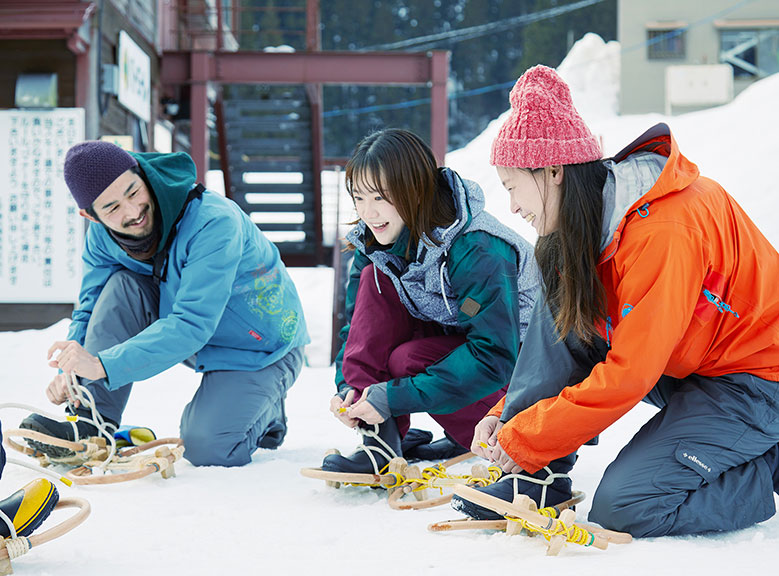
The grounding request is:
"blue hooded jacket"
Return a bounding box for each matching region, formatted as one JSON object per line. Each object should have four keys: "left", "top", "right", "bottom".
{"left": 67, "top": 151, "right": 309, "bottom": 390}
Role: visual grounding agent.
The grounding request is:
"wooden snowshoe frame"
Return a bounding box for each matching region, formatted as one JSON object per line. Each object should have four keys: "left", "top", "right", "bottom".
{"left": 0, "top": 497, "right": 90, "bottom": 575}
{"left": 300, "top": 451, "right": 501, "bottom": 510}
{"left": 4, "top": 429, "right": 184, "bottom": 485}
{"left": 438, "top": 485, "right": 632, "bottom": 555}
{"left": 428, "top": 489, "right": 586, "bottom": 532}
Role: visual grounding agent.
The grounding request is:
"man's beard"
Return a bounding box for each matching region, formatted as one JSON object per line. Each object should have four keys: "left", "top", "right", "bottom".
{"left": 102, "top": 204, "right": 161, "bottom": 259}
{"left": 117, "top": 204, "right": 152, "bottom": 238}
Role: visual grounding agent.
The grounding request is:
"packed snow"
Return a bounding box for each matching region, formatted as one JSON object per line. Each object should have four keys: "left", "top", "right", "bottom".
{"left": 1, "top": 33, "right": 778, "bottom": 574}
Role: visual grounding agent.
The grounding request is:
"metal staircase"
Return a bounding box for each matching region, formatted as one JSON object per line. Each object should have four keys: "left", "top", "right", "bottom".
{"left": 221, "top": 86, "right": 320, "bottom": 265}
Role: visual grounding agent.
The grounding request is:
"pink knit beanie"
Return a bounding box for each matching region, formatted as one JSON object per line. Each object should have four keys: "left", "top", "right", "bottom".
{"left": 490, "top": 65, "right": 602, "bottom": 169}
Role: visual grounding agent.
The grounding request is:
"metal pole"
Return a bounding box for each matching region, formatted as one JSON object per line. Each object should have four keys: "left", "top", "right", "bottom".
{"left": 306, "top": 0, "right": 324, "bottom": 264}
{"left": 215, "top": 0, "right": 223, "bottom": 51}
{"left": 190, "top": 51, "right": 210, "bottom": 184}
{"left": 430, "top": 50, "right": 449, "bottom": 165}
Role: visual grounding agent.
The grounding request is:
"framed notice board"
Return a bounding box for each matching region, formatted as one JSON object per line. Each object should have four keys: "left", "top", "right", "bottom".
{"left": 0, "top": 108, "right": 85, "bottom": 304}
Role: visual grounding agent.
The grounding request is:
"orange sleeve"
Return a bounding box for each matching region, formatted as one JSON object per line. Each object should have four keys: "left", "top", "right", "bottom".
{"left": 498, "top": 224, "right": 706, "bottom": 472}
{"left": 487, "top": 395, "right": 506, "bottom": 419}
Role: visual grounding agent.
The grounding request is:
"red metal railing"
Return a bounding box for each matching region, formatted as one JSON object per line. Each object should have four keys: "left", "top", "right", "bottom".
{"left": 161, "top": 0, "right": 310, "bottom": 52}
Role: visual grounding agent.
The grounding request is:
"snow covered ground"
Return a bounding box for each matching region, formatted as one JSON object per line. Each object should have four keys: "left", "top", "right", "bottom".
{"left": 2, "top": 34, "right": 779, "bottom": 574}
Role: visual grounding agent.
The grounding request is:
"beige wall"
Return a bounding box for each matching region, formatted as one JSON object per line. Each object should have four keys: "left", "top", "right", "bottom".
{"left": 618, "top": 0, "right": 779, "bottom": 114}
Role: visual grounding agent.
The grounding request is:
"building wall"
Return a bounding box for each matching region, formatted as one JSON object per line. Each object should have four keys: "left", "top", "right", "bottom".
{"left": 0, "top": 0, "right": 161, "bottom": 329}
{"left": 619, "top": 0, "right": 779, "bottom": 114}
{"left": 89, "top": 0, "right": 160, "bottom": 147}
{"left": 0, "top": 40, "right": 77, "bottom": 110}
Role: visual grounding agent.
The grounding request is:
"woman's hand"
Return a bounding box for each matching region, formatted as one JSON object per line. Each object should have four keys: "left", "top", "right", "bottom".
{"left": 348, "top": 396, "right": 385, "bottom": 425}
{"left": 470, "top": 415, "right": 502, "bottom": 460}
{"left": 330, "top": 389, "right": 358, "bottom": 428}
{"left": 490, "top": 440, "right": 523, "bottom": 474}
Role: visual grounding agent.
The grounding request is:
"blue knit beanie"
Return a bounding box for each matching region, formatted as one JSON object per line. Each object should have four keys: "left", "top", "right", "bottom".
{"left": 64, "top": 141, "right": 138, "bottom": 209}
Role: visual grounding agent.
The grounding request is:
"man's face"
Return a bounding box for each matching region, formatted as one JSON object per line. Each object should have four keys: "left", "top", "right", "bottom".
{"left": 81, "top": 168, "right": 155, "bottom": 238}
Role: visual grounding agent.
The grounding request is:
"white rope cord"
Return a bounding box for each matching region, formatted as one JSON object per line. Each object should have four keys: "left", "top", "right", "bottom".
{"left": 436, "top": 218, "right": 460, "bottom": 315}
{"left": 352, "top": 424, "right": 399, "bottom": 474}
{"left": 0, "top": 507, "right": 18, "bottom": 540}
{"left": 439, "top": 262, "right": 452, "bottom": 314}
{"left": 0, "top": 402, "right": 74, "bottom": 424}
{"left": 0, "top": 509, "right": 32, "bottom": 560}
{"left": 5, "top": 457, "right": 72, "bottom": 486}
{"left": 3, "top": 536, "right": 31, "bottom": 560}
{"left": 0, "top": 372, "right": 118, "bottom": 471}
{"left": 502, "top": 467, "right": 571, "bottom": 509}
{"left": 62, "top": 372, "right": 118, "bottom": 470}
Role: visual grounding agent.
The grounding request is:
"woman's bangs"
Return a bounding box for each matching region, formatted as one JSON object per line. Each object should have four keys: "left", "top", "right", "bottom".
{"left": 352, "top": 163, "right": 390, "bottom": 202}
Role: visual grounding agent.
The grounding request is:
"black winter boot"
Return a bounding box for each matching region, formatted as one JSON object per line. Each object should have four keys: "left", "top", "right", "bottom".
{"left": 321, "top": 418, "right": 402, "bottom": 474}
{"left": 451, "top": 452, "right": 577, "bottom": 520}
{"left": 400, "top": 428, "right": 434, "bottom": 456}
{"left": 19, "top": 413, "right": 103, "bottom": 459}
{"left": 404, "top": 431, "right": 469, "bottom": 462}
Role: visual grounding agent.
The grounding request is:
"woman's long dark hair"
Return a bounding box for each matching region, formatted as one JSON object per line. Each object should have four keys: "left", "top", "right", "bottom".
{"left": 345, "top": 128, "right": 455, "bottom": 257}
{"left": 535, "top": 160, "right": 608, "bottom": 344}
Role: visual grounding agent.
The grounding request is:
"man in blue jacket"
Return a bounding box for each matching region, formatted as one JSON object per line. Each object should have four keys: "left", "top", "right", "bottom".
{"left": 21, "top": 141, "right": 309, "bottom": 467}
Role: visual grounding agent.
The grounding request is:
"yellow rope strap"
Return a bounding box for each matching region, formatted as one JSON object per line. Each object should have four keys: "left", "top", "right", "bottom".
{"left": 401, "top": 464, "right": 503, "bottom": 494}
{"left": 466, "top": 466, "right": 503, "bottom": 488}
{"left": 345, "top": 464, "right": 503, "bottom": 493}
{"left": 506, "top": 507, "right": 595, "bottom": 547}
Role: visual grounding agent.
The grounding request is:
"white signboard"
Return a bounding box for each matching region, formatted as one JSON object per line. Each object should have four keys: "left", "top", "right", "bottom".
{"left": 118, "top": 30, "right": 151, "bottom": 122}
{"left": 0, "top": 109, "right": 85, "bottom": 303}
{"left": 665, "top": 64, "right": 734, "bottom": 115}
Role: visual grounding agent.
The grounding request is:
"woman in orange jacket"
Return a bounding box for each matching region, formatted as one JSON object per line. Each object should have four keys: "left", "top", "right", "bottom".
{"left": 452, "top": 65, "right": 779, "bottom": 537}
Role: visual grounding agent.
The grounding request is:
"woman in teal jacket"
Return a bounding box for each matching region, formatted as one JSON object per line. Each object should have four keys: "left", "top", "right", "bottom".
{"left": 20, "top": 141, "right": 309, "bottom": 467}
{"left": 322, "top": 129, "right": 538, "bottom": 473}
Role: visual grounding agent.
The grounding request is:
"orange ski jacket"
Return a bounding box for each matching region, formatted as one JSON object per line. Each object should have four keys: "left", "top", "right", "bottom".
{"left": 492, "top": 123, "right": 779, "bottom": 473}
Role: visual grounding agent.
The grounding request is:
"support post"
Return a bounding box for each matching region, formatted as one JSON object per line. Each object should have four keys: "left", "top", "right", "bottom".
{"left": 214, "top": 89, "right": 231, "bottom": 197}
{"left": 190, "top": 51, "right": 210, "bottom": 184}
{"left": 429, "top": 50, "right": 449, "bottom": 165}
{"left": 215, "top": 0, "right": 224, "bottom": 51}
{"left": 306, "top": 0, "right": 323, "bottom": 263}
{"left": 67, "top": 33, "right": 90, "bottom": 110}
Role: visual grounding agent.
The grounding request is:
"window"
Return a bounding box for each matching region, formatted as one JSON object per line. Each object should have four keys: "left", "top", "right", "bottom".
{"left": 720, "top": 29, "right": 779, "bottom": 78}
{"left": 647, "top": 28, "right": 686, "bottom": 60}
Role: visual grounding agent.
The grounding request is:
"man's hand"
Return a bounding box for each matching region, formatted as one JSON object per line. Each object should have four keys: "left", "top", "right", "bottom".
{"left": 47, "top": 341, "right": 106, "bottom": 381}
{"left": 330, "top": 389, "right": 358, "bottom": 428}
{"left": 46, "top": 372, "right": 80, "bottom": 407}
{"left": 470, "top": 415, "right": 503, "bottom": 460}
{"left": 347, "top": 395, "right": 384, "bottom": 425}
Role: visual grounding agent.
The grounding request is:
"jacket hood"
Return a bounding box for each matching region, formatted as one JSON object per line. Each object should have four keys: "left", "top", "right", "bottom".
{"left": 129, "top": 151, "right": 198, "bottom": 251}
{"left": 599, "top": 123, "right": 700, "bottom": 260}
{"left": 441, "top": 166, "right": 482, "bottom": 232}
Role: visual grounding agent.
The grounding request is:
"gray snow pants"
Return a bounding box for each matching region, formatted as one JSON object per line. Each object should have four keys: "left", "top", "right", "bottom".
{"left": 78, "top": 269, "right": 304, "bottom": 467}
{"left": 502, "top": 298, "right": 778, "bottom": 536}
{"left": 589, "top": 372, "right": 779, "bottom": 537}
